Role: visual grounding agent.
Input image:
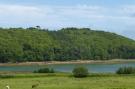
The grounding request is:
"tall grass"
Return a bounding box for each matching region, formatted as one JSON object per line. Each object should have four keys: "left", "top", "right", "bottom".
{"left": 116, "top": 66, "right": 135, "bottom": 74}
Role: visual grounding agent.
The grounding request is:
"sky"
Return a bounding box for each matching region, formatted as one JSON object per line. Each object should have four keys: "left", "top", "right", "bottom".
{"left": 0, "top": 0, "right": 135, "bottom": 39}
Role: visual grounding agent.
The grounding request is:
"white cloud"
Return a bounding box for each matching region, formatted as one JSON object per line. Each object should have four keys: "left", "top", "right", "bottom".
{"left": 0, "top": 4, "right": 44, "bottom": 17}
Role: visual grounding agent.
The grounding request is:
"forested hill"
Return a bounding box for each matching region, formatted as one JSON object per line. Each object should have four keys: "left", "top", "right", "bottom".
{"left": 0, "top": 27, "right": 135, "bottom": 63}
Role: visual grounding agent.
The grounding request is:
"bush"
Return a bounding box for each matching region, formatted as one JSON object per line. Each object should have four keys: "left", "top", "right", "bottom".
{"left": 0, "top": 75, "right": 15, "bottom": 78}
{"left": 116, "top": 66, "right": 135, "bottom": 74}
{"left": 72, "top": 66, "right": 89, "bottom": 78}
{"left": 33, "top": 68, "right": 55, "bottom": 73}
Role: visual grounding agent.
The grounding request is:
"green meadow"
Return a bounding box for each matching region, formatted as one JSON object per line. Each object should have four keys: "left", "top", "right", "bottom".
{"left": 0, "top": 73, "right": 135, "bottom": 89}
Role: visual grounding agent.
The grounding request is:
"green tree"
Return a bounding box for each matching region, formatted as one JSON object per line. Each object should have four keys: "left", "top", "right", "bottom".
{"left": 72, "top": 66, "right": 89, "bottom": 78}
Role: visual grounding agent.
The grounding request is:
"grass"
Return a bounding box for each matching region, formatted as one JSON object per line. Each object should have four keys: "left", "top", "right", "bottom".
{"left": 0, "top": 73, "right": 135, "bottom": 89}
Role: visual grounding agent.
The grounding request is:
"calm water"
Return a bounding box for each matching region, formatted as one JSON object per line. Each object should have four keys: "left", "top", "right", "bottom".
{"left": 0, "top": 62, "right": 135, "bottom": 73}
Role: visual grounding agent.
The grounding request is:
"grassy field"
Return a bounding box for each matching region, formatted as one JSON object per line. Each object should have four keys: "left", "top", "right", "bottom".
{"left": 0, "top": 73, "right": 135, "bottom": 89}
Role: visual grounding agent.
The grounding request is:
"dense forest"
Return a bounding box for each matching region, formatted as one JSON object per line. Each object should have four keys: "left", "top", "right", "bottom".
{"left": 0, "top": 27, "right": 135, "bottom": 63}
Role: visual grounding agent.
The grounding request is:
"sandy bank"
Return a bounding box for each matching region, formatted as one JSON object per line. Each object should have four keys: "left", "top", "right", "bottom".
{"left": 0, "top": 59, "right": 135, "bottom": 66}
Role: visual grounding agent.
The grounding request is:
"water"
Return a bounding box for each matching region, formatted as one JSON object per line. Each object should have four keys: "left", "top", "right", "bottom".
{"left": 0, "top": 62, "right": 135, "bottom": 73}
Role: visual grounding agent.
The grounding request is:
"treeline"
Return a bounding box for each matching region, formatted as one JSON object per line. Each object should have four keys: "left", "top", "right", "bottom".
{"left": 0, "top": 27, "right": 135, "bottom": 63}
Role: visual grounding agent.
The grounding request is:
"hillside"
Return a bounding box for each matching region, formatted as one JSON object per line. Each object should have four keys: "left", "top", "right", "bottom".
{"left": 0, "top": 27, "right": 135, "bottom": 63}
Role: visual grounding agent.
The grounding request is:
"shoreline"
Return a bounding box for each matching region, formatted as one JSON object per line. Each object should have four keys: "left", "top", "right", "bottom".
{"left": 0, "top": 59, "right": 135, "bottom": 66}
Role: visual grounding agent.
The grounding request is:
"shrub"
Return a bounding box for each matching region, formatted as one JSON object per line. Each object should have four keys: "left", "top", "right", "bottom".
{"left": 72, "top": 66, "right": 89, "bottom": 78}
{"left": 0, "top": 75, "right": 15, "bottom": 78}
{"left": 116, "top": 66, "right": 135, "bottom": 74}
{"left": 33, "top": 68, "right": 55, "bottom": 73}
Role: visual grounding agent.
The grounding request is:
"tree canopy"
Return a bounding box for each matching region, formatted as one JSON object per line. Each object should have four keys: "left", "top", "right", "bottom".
{"left": 0, "top": 27, "right": 135, "bottom": 63}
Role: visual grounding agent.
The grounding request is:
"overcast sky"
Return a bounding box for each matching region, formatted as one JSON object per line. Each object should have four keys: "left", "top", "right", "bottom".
{"left": 0, "top": 0, "right": 135, "bottom": 39}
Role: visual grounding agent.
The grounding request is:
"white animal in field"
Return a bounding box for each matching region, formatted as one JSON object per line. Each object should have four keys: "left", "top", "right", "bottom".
{"left": 6, "top": 85, "right": 10, "bottom": 89}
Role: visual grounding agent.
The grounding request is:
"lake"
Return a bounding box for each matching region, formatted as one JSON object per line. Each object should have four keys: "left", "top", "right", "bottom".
{"left": 0, "top": 62, "right": 135, "bottom": 73}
